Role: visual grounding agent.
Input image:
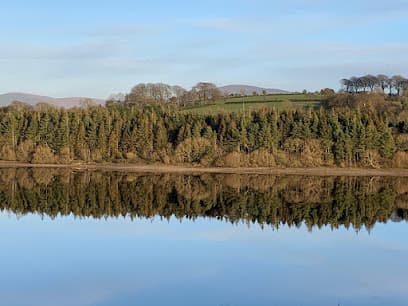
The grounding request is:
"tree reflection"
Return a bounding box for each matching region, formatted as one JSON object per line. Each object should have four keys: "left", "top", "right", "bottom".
{"left": 0, "top": 168, "right": 407, "bottom": 231}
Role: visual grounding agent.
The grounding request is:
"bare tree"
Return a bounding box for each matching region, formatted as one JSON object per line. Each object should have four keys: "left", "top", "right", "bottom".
{"left": 387, "top": 77, "right": 395, "bottom": 96}
{"left": 341, "top": 78, "right": 353, "bottom": 93}
{"left": 127, "top": 83, "right": 149, "bottom": 104}
{"left": 107, "top": 93, "right": 125, "bottom": 103}
{"left": 127, "top": 83, "right": 173, "bottom": 104}
{"left": 157, "top": 83, "right": 172, "bottom": 102}
{"left": 376, "top": 74, "right": 389, "bottom": 93}
{"left": 359, "top": 76, "right": 368, "bottom": 92}
{"left": 392, "top": 75, "right": 407, "bottom": 96}
{"left": 404, "top": 79, "right": 408, "bottom": 96}
{"left": 171, "top": 85, "right": 187, "bottom": 106}
{"left": 343, "top": 74, "right": 407, "bottom": 96}
{"left": 192, "top": 82, "right": 221, "bottom": 104}
{"left": 364, "top": 75, "right": 378, "bottom": 92}
{"left": 350, "top": 77, "right": 360, "bottom": 93}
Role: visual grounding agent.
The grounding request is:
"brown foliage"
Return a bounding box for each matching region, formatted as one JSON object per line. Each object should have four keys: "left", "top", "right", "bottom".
{"left": 0, "top": 144, "right": 16, "bottom": 161}
{"left": 31, "top": 145, "right": 55, "bottom": 164}
{"left": 77, "top": 147, "right": 91, "bottom": 162}
{"left": 175, "top": 137, "right": 215, "bottom": 165}
{"left": 222, "top": 152, "right": 243, "bottom": 168}
{"left": 393, "top": 151, "right": 408, "bottom": 168}
{"left": 281, "top": 138, "right": 325, "bottom": 167}
{"left": 323, "top": 93, "right": 401, "bottom": 116}
{"left": 159, "top": 150, "right": 171, "bottom": 165}
{"left": 301, "top": 139, "right": 325, "bottom": 166}
{"left": 57, "top": 147, "right": 72, "bottom": 164}
{"left": 91, "top": 149, "right": 103, "bottom": 162}
{"left": 16, "top": 140, "right": 34, "bottom": 162}
{"left": 247, "top": 150, "right": 276, "bottom": 167}
{"left": 125, "top": 152, "right": 138, "bottom": 160}
{"left": 31, "top": 168, "right": 55, "bottom": 185}
{"left": 395, "top": 134, "right": 408, "bottom": 151}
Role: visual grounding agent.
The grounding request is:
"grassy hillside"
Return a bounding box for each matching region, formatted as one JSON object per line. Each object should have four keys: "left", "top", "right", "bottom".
{"left": 182, "top": 93, "right": 323, "bottom": 114}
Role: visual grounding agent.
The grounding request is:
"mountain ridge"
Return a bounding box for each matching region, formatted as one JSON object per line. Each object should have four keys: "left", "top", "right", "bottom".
{"left": 0, "top": 92, "right": 105, "bottom": 108}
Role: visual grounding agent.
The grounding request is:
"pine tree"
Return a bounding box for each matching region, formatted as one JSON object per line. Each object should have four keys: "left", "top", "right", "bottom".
{"left": 378, "top": 124, "right": 396, "bottom": 159}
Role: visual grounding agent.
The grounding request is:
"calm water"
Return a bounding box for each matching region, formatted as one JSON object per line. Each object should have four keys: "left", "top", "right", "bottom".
{"left": 0, "top": 169, "right": 407, "bottom": 306}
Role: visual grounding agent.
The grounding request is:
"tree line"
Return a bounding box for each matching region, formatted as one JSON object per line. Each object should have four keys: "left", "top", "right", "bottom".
{"left": 1, "top": 93, "right": 408, "bottom": 168}
{"left": 0, "top": 169, "right": 407, "bottom": 230}
{"left": 108, "top": 82, "right": 222, "bottom": 107}
{"left": 108, "top": 76, "right": 408, "bottom": 108}
{"left": 341, "top": 74, "right": 408, "bottom": 95}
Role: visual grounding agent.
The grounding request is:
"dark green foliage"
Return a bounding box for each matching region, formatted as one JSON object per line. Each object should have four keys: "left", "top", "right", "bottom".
{"left": 0, "top": 101, "right": 406, "bottom": 166}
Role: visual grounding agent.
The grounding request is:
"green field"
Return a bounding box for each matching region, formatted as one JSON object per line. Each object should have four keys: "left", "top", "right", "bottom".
{"left": 182, "top": 93, "right": 323, "bottom": 114}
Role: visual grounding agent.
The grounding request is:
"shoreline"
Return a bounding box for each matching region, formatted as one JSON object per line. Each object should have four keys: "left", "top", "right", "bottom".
{"left": 1, "top": 161, "right": 408, "bottom": 176}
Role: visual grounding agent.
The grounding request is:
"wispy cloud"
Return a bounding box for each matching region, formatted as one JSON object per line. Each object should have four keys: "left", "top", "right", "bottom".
{"left": 0, "top": 41, "right": 119, "bottom": 61}
{"left": 188, "top": 10, "right": 407, "bottom": 36}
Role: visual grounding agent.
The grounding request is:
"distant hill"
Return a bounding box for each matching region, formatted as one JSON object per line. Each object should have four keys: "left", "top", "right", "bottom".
{"left": 219, "top": 85, "right": 289, "bottom": 95}
{"left": 0, "top": 92, "right": 105, "bottom": 108}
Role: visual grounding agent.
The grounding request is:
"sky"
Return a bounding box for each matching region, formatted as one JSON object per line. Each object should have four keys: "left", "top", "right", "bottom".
{"left": 0, "top": 0, "right": 407, "bottom": 98}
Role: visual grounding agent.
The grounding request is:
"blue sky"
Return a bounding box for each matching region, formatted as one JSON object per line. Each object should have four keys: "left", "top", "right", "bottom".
{"left": 0, "top": 0, "right": 407, "bottom": 98}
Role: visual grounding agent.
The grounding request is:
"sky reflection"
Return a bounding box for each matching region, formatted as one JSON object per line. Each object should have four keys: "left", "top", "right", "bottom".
{"left": 0, "top": 213, "right": 407, "bottom": 306}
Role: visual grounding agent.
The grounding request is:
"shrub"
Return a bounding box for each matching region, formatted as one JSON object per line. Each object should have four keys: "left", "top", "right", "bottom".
{"left": 248, "top": 150, "right": 276, "bottom": 167}
{"left": 393, "top": 151, "right": 408, "bottom": 168}
{"left": 16, "top": 140, "right": 34, "bottom": 162}
{"left": 57, "top": 147, "right": 72, "bottom": 164}
{"left": 395, "top": 134, "right": 408, "bottom": 151}
{"left": 175, "top": 137, "right": 215, "bottom": 164}
{"left": 222, "top": 152, "right": 242, "bottom": 167}
{"left": 90, "top": 149, "right": 104, "bottom": 162}
{"left": 31, "top": 145, "right": 55, "bottom": 164}
{"left": 0, "top": 144, "right": 16, "bottom": 161}
{"left": 301, "top": 139, "right": 325, "bottom": 166}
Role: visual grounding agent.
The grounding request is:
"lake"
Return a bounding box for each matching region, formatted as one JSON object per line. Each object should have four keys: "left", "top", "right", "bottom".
{"left": 0, "top": 168, "right": 407, "bottom": 306}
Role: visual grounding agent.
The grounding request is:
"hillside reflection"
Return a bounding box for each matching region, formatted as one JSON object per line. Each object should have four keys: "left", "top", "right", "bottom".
{"left": 0, "top": 168, "right": 407, "bottom": 230}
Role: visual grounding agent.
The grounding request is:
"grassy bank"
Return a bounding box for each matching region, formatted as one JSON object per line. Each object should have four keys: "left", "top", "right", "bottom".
{"left": 2, "top": 161, "right": 408, "bottom": 176}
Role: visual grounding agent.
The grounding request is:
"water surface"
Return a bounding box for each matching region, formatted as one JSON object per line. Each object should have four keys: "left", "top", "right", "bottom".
{"left": 1, "top": 169, "right": 407, "bottom": 306}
